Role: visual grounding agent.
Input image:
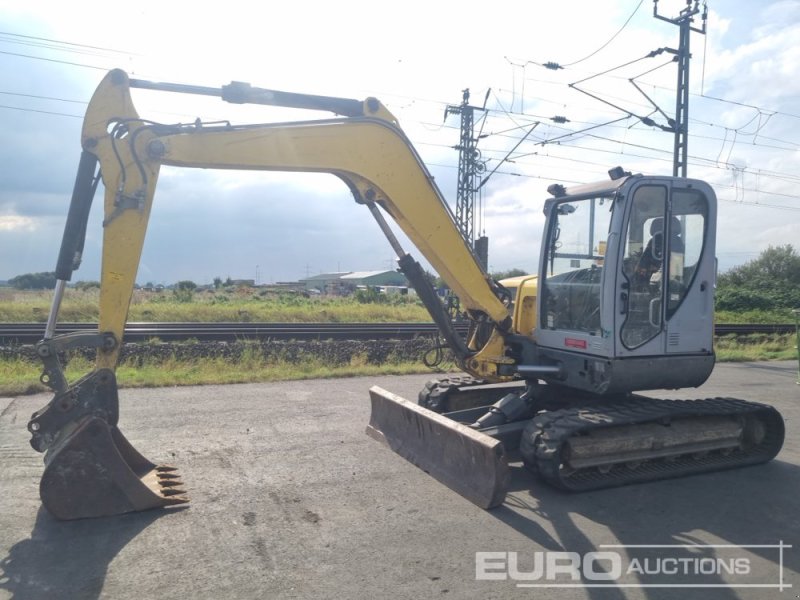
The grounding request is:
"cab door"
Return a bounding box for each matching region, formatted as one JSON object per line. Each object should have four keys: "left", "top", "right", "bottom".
{"left": 615, "top": 180, "right": 716, "bottom": 357}
{"left": 663, "top": 181, "right": 716, "bottom": 354}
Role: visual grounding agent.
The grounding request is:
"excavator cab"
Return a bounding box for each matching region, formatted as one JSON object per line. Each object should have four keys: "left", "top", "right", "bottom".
{"left": 533, "top": 174, "right": 718, "bottom": 395}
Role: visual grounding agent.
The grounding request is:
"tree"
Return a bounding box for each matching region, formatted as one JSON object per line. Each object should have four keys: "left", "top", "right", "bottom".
{"left": 716, "top": 245, "right": 800, "bottom": 312}
{"left": 718, "top": 245, "right": 800, "bottom": 287}
{"left": 172, "top": 280, "right": 197, "bottom": 303}
{"left": 175, "top": 280, "right": 198, "bottom": 291}
{"left": 491, "top": 268, "right": 528, "bottom": 281}
{"left": 9, "top": 272, "right": 56, "bottom": 290}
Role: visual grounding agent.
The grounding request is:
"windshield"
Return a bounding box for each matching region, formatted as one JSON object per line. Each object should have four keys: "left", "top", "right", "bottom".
{"left": 541, "top": 195, "right": 615, "bottom": 335}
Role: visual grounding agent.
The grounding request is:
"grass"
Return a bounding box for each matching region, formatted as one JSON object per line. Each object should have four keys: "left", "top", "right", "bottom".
{"left": 1, "top": 288, "right": 796, "bottom": 397}
{"left": 3, "top": 288, "right": 796, "bottom": 325}
{"left": 1, "top": 333, "right": 795, "bottom": 397}
{"left": 714, "top": 334, "right": 798, "bottom": 362}
{"left": 0, "top": 351, "right": 442, "bottom": 397}
{"left": 0, "top": 288, "right": 432, "bottom": 323}
{"left": 714, "top": 309, "right": 798, "bottom": 324}
{"left": 115, "top": 356, "right": 430, "bottom": 388}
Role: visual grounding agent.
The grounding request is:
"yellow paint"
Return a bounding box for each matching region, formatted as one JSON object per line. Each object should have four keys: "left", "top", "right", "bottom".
{"left": 79, "top": 69, "right": 516, "bottom": 379}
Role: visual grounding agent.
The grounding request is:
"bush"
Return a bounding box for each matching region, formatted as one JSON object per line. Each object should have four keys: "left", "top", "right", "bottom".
{"left": 716, "top": 245, "right": 800, "bottom": 312}
{"left": 9, "top": 272, "right": 56, "bottom": 290}
{"left": 172, "top": 280, "right": 197, "bottom": 303}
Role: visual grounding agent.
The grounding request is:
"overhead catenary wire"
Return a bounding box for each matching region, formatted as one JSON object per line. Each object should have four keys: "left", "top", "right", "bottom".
{"left": 2, "top": 27, "right": 800, "bottom": 214}
{"left": 5, "top": 21, "right": 800, "bottom": 126}
{"left": 557, "top": 0, "right": 646, "bottom": 68}
{"left": 3, "top": 29, "right": 797, "bottom": 148}
{"left": 0, "top": 49, "right": 110, "bottom": 70}
{"left": 0, "top": 90, "right": 87, "bottom": 105}
{"left": 0, "top": 30, "right": 138, "bottom": 56}
{"left": 0, "top": 103, "right": 82, "bottom": 118}
{"left": 0, "top": 27, "right": 796, "bottom": 264}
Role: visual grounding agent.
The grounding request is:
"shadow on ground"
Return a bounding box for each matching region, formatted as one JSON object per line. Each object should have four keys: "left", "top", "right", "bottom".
{"left": 0, "top": 507, "right": 183, "bottom": 600}
{"left": 491, "top": 460, "right": 799, "bottom": 600}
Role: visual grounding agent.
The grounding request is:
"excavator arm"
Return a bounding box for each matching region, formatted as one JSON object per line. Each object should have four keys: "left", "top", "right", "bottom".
{"left": 84, "top": 69, "right": 512, "bottom": 375}
{"left": 29, "top": 69, "right": 518, "bottom": 518}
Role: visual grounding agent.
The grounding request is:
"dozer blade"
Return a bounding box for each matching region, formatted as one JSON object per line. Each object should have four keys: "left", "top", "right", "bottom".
{"left": 366, "top": 386, "right": 509, "bottom": 509}
{"left": 40, "top": 416, "right": 188, "bottom": 520}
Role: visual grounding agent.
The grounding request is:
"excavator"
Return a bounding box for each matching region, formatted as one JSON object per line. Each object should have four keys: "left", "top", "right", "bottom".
{"left": 28, "top": 69, "right": 784, "bottom": 519}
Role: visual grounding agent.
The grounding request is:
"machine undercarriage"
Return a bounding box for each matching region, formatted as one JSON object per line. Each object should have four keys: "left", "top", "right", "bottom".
{"left": 367, "top": 376, "right": 785, "bottom": 507}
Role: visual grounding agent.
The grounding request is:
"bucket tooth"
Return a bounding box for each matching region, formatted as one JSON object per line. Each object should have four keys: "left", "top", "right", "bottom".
{"left": 39, "top": 416, "right": 190, "bottom": 520}
{"left": 158, "top": 479, "right": 184, "bottom": 488}
{"left": 366, "top": 386, "right": 509, "bottom": 509}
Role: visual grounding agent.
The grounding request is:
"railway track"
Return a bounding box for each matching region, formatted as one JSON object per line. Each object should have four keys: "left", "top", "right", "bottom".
{"left": 0, "top": 322, "right": 794, "bottom": 345}
{"left": 0, "top": 322, "right": 469, "bottom": 344}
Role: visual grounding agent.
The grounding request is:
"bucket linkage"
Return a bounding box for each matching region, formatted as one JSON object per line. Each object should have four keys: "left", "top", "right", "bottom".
{"left": 29, "top": 366, "right": 188, "bottom": 520}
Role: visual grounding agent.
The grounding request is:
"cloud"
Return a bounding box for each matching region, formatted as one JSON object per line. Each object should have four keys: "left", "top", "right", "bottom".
{"left": 1, "top": 0, "right": 798, "bottom": 288}
{"left": 0, "top": 215, "right": 37, "bottom": 231}
{"left": 131, "top": 169, "right": 409, "bottom": 284}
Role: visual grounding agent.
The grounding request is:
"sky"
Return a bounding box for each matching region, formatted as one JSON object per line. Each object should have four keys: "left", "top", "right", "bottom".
{"left": 1, "top": 0, "right": 799, "bottom": 285}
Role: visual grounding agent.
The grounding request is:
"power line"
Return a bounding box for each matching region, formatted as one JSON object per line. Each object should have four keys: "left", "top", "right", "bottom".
{"left": 465, "top": 95, "right": 800, "bottom": 163}
{"left": 359, "top": 94, "right": 800, "bottom": 184}
{"left": 0, "top": 104, "right": 81, "bottom": 118}
{"left": 430, "top": 125, "right": 800, "bottom": 199}
{"left": 526, "top": 65, "right": 800, "bottom": 123}
{"left": 6, "top": 36, "right": 792, "bottom": 153}
{"left": 0, "top": 49, "right": 109, "bottom": 70}
{"left": 0, "top": 90, "right": 87, "bottom": 105}
{"left": 0, "top": 31, "right": 137, "bottom": 56}
{"left": 421, "top": 114, "right": 800, "bottom": 194}
{"left": 699, "top": 92, "right": 800, "bottom": 122}
{"left": 5, "top": 16, "right": 799, "bottom": 129}
{"left": 559, "top": 0, "right": 646, "bottom": 68}
{"left": 2, "top": 51, "right": 798, "bottom": 205}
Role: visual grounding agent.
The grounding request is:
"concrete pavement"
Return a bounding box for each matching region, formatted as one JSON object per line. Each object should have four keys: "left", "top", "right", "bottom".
{"left": 0, "top": 362, "right": 798, "bottom": 599}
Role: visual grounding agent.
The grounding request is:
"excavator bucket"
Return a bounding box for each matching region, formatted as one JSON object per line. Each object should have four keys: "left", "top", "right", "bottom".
{"left": 366, "top": 386, "right": 509, "bottom": 509}
{"left": 39, "top": 417, "right": 188, "bottom": 520}
{"left": 29, "top": 369, "right": 188, "bottom": 520}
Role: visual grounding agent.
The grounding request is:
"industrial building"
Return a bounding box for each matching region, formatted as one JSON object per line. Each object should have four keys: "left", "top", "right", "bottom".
{"left": 300, "top": 270, "right": 409, "bottom": 295}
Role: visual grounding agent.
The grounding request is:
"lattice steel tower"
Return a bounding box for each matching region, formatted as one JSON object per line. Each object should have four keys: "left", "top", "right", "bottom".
{"left": 654, "top": 0, "right": 707, "bottom": 177}
{"left": 446, "top": 89, "right": 488, "bottom": 268}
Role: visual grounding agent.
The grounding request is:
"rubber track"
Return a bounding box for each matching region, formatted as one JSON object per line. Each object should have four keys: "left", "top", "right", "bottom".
{"left": 418, "top": 376, "right": 488, "bottom": 412}
{"left": 520, "top": 396, "right": 785, "bottom": 491}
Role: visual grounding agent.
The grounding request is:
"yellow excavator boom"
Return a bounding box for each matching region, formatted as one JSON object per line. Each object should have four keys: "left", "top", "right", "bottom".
{"left": 29, "top": 69, "right": 518, "bottom": 518}
{"left": 85, "top": 70, "right": 511, "bottom": 374}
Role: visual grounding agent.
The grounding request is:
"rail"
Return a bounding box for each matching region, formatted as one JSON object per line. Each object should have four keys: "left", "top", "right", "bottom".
{"left": 0, "top": 322, "right": 795, "bottom": 345}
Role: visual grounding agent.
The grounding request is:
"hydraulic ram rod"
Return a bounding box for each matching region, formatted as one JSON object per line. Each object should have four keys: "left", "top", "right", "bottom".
{"left": 129, "top": 77, "right": 365, "bottom": 117}
{"left": 45, "top": 150, "right": 100, "bottom": 339}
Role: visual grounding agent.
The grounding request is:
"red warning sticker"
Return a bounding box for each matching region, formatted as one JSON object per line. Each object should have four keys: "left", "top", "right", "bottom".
{"left": 565, "top": 338, "right": 587, "bottom": 349}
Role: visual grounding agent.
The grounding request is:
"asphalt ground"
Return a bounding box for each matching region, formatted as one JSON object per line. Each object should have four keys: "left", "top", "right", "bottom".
{"left": 0, "top": 361, "right": 798, "bottom": 599}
